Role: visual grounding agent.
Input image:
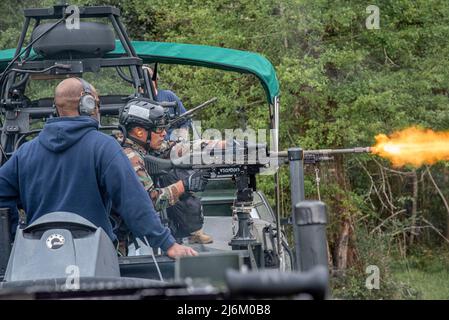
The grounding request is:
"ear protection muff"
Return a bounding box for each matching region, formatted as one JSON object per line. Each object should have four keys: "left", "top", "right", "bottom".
{"left": 54, "top": 103, "right": 59, "bottom": 117}
{"left": 76, "top": 77, "right": 97, "bottom": 116}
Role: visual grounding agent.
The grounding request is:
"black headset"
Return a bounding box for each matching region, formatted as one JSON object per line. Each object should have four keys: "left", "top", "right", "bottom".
{"left": 53, "top": 78, "right": 97, "bottom": 117}
{"left": 76, "top": 77, "right": 97, "bottom": 116}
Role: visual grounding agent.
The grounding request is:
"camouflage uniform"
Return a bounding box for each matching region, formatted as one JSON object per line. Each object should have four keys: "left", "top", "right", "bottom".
{"left": 148, "top": 139, "right": 208, "bottom": 239}
{"left": 113, "top": 131, "right": 182, "bottom": 211}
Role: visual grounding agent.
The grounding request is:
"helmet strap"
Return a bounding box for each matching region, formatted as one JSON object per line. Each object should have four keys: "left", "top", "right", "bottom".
{"left": 118, "top": 124, "right": 128, "bottom": 146}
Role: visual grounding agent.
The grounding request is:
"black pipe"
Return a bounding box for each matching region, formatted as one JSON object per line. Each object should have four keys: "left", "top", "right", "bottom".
{"left": 18, "top": 105, "right": 121, "bottom": 118}
{"left": 23, "top": 19, "right": 41, "bottom": 62}
{"left": 110, "top": 14, "right": 133, "bottom": 57}
{"left": 288, "top": 147, "right": 304, "bottom": 270}
{"left": 115, "top": 66, "right": 133, "bottom": 84}
{"left": 13, "top": 17, "right": 30, "bottom": 58}
{"left": 226, "top": 265, "right": 328, "bottom": 299}
{"left": 0, "top": 208, "right": 11, "bottom": 277}
{"left": 294, "top": 201, "right": 329, "bottom": 273}
{"left": 116, "top": 17, "right": 137, "bottom": 57}
{"left": 142, "top": 65, "right": 155, "bottom": 99}
{"left": 288, "top": 147, "right": 305, "bottom": 207}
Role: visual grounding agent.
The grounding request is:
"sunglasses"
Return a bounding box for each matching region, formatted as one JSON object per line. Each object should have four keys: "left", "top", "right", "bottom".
{"left": 152, "top": 127, "right": 165, "bottom": 134}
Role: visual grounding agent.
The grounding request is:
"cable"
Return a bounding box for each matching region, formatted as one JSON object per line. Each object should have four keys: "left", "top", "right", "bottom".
{"left": 5, "top": 64, "right": 71, "bottom": 77}
{"left": 9, "top": 73, "right": 29, "bottom": 90}
{"left": 0, "top": 143, "right": 8, "bottom": 162}
{"left": 14, "top": 130, "right": 40, "bottom": 151}
{"left": 282, "top": 239, "right": 294, "bottom": 270}
{"left": 150, "top": 246, "right": 164, "bottom": 282}
{"left": 141, "top": 235, "right": 164, "bottom": 282}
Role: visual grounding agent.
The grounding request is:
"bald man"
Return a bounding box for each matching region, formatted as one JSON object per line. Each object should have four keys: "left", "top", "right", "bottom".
{"left": 54, "top": 77, "right": 100, "bottom": 117}
{"left": 0, "top": 77, "right": 197, "bottom": 258}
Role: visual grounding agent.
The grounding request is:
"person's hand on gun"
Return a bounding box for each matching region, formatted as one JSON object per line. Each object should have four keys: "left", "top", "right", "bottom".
{"left": 182, "top": 170, "right": 211, "bottom": 192}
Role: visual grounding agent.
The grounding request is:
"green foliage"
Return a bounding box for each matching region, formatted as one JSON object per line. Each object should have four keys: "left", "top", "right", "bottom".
{"left": 392, "top": 247, "right": 449, "bottom": 299}
{"left": 331, "top": 224, "right": 416, "bottom": 300}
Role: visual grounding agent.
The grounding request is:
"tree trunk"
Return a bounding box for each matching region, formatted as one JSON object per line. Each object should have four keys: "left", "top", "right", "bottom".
{"left": 409, "top": 169, "right": 418, "bottom": 246}
{"left": 333, "top": 156, "right": 353, "bottom": 271}
{"left": 280, "top": 4, "right": 289, "bottom": 49}
{"left": 445, "top": 167, "right": 449, "bottom": 239}
{"left": 426, "top": 167, "right": 449, "bottom": 239}
{"left": 336, "top": 218, "right": 350, "bottom": 270}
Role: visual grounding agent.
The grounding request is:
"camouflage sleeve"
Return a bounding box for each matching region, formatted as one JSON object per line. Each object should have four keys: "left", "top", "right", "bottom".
{"left": 157, "top": 183, "right": 183, "bottom": 207}
{"left": 123, "top": 147, "right": 181, "bottom": 211}
{"left": 123, "top": 147, "right": 154, "bottom": 192}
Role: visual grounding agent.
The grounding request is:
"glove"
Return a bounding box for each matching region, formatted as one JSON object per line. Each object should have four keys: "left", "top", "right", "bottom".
{"left": 182, "top": 170, "right": 211, "bottom": 192}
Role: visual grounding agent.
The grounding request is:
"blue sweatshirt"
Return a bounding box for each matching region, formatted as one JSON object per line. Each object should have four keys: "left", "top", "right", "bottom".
{"left": 0, "top": 117, "right": 175, "bottom": 251}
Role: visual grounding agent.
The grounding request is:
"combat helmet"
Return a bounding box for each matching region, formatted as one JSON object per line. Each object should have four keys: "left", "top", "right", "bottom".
{"left": 119, "top": 98, "right": 167, "bottom": 131}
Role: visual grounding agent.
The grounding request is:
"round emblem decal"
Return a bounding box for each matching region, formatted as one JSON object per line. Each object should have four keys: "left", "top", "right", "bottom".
{"left": 46, "top": 234, "right": 65, "bottom": 249}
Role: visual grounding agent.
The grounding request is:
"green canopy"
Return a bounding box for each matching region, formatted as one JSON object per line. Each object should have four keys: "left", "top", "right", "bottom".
{"left": 0, "top": 40, "right": 279, "bottom": 103}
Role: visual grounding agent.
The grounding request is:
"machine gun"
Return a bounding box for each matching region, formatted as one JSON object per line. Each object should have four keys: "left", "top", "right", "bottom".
{"left": 145, "top": 145, "right": 269, "bottom": 269}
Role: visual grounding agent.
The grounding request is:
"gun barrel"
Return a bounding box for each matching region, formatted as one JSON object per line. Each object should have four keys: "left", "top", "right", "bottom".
{"left": 306, "top": 147, "right": 372, "bottom": 155}
{"left": 273, "top": 147, "right": 372, "bottom": 158}
{"left": 186, "top": 97, "right": 217, "bottom": 115}
{"left": 168, "top": 97, "right": 218, "bottom": 127}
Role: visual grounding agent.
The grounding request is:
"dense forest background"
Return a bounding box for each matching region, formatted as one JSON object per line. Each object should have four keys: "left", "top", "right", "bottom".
{"left": 1, "top": 0, "right": 449, "bottom": 299}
